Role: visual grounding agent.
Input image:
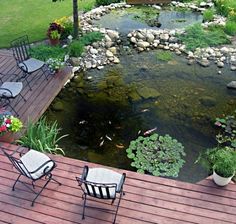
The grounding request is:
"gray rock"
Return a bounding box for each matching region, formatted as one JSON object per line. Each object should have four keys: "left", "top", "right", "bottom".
{"left": 137, "top": 41, "right": 150, "bottom": 48}
{"left": 146, "top": 33, "right": 155, "bottom": 43}
{"left": 113, "top": 56, "right": 120, "bottom": 64}
{"left": 199, "top": 96, "right": 216, "bottom": 107}
{"left": 107, "top": 30, "right": 119, "bottom": 40}
{"left": 227, "top": 81, "right": 236, "bottom": 89}
{"left": 106, "top": 50, "right": 114, "bottom": 57}
{"left": 90, "top": 48, "right": 98, "bottom": 54}
{"left": 85, "top": 61, "right": 92, "bottom": 69}
{"left": 105, "top": 41, "right": 114, "bottom": 48}
{"left": 198, "top": 58, "right": 210, "bottom": 67}
{"left": 108, "top": 47, "right": 117, "bottom": 55}
{"left": 230, "top": 66, "right": 236, "bottom": 71}
{"left": 130, "top": 37, "right": 137, "bottom": 44}
{"left": 52, "top": 101, "right": 64, "bottom": 111}
{"left": 217, "top": 61, "right": 224, "bottom": 68}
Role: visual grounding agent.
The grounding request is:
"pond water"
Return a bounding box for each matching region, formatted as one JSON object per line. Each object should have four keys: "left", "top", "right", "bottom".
{"left": 92, "top": 6, "right": 203, "bottom": 34}
{"left": 46, "top": 50, "right": 236, "bottom": 183}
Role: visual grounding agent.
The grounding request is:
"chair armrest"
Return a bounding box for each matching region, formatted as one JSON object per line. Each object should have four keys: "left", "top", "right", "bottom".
{"left": 76, "top": 165, "right": 89, "bottom": 186}
{"left": 0, "top": 88, "right": 13, "bottom": 98}
{"left": 18, "top": 61, "right": 29, "bottom": 73}
{"left": 117, "top": 173, "right": 126, "bottom": 193}
{"left": 27, "top": 159, "right": 55, "bottom": 175}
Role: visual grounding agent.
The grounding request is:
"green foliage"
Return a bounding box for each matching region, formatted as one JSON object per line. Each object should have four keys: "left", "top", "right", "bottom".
{"left": 10, "top": 117, "right": 23, "bottom": 133}
{"left": 96, "top": 0, "right": 121, "bottom": 6}
{"left": 178, "top": 23, "right": 230, "bottom": 51}
{"left": 30, "top": 44, "right": 66, "bottom": 61}
{"left": 80, "top": 32, "right": 104, "bottom": 46}
{"left": 203, "top": 9, "right": 215, "bottom": 22}
{"left": 156, "top": 51, "right": 173, "bottom": 61}
{"left": 215, "top": 111, "right": 236, "bottom": 148}
{"left": 68, "top": 41, "right": 84, "bottom": 57}
{"left": 214, "top": 0, "right": 236, "bottom": 18}
{"left": 83, "top": 2, "right": 94, "bottom": 12}
{"left": 17, "top": 117, "right": 67, "bottom": 155}
{"left": 224, "top": 20, "right": 236, "bottom": 35}
{"left": 196, "top": 147, "right": 236, "bottom": 177}
{"left": 126, "top": 133, "right": 186, "bottom": 177}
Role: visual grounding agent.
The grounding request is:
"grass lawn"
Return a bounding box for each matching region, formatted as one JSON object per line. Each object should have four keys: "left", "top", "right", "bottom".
{"left": 0, "top": 0, "right": 95, "bottom": 48}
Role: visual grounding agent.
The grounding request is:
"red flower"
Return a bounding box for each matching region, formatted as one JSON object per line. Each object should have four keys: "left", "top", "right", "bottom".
{"left": 5, "top": 119, "right": 11, "bottom": 124}
{"left": 0, "top": 125, "right": 7, "bottom": 132}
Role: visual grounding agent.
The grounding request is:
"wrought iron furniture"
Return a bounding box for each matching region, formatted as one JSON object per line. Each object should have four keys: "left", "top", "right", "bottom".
{"left": 2, "top": 148, "right": 61, "bottom": 206}
{"left": 11, "top": 35, "right": 48, "bottom": 90}
{"left": 76, "top": 166, "right": 126, "bottom": 224}
{"left": 0, "top": 81, "right": 26, "bottom": 116}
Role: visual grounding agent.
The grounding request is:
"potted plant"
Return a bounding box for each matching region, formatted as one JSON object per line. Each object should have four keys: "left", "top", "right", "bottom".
{"left": 0, "top": 115, "right": 23, "bottom": 143}
{"left": 47, "top": 22, "right": 63, "bottom": 46}
{"left": 46, "top": 58, "right": 65, "bottom": 74}
{"left": 196, "top": 147, "right": 236, "bottom": 186}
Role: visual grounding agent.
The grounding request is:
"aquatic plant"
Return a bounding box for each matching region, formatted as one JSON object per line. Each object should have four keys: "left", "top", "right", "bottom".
{"left": 126, "top": 133, "right": 186, "bottom": 177}
{"left": 215, "top": 111, "right": 236, "bottom": 148}
{"left": 156, "top": 51, "right": 173, "bottom": 61}
{"left": 178, "top": 23, "right": 230, "bottom": 51}
{"left": 18, "top": 117, "right": 67, "bottom": 155}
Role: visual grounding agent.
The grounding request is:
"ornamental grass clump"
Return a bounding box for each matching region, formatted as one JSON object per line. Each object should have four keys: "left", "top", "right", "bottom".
{"left": 18, "top": 117, "right": 67, "bottom": 155}
{"left": 126, "top": 133, "right": 186, "bottom": 177}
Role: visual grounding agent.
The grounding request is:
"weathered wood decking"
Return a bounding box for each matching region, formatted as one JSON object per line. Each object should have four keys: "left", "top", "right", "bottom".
{"left": 0, "top": 143, "right": 235, "bottom": 224}
{"left": 0, "top": 49, "right": 72, "bottom": 126}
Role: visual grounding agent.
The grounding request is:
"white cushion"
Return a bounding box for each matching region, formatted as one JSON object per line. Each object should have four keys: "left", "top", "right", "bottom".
{"left": 19, "top": 58, "right": 44, "bottom": 73}
{"left": 85, "top": 168, "right": 123, "bottom": 198}
{"left": 0, "top": 82, "right": 23, "bottom": 97}
{"left": 20, "top": 150, "right": 54, "bottom": 180}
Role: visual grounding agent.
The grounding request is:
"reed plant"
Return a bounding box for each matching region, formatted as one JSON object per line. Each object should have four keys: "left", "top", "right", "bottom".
{"left": 18, "top": 117, "right": 67, "bottom": 155}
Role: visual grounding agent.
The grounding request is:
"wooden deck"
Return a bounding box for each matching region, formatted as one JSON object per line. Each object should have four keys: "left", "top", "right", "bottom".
{"left": 0, "top": 143, "right": 235, "bottom": 224}
{"left": 0, "top": 49, "right": 72, "bottom": 126}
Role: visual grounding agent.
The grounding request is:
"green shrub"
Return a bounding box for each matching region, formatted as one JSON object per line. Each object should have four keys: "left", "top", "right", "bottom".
{"left": 203, "top": 9, "right": 215, "bottom": 22}
{"left": 214, "top": 0, "right": 236, "bottom": 18}
{"left": 156, "top": 51, "right": 173, "bottom": 61}
{"left": 80, "top": 32, "right": 104, "bottom": 46}
{"left": 30, "top": 44, "right": 66, "bottom": 61}
{"left": 68, "top": 41, "right": 84, "bottom": 57}
{"left": 126, "top": 133, "right": 186, "bottom": 177}
{"left": 224, "top": 20, "right": 236, "bottom": 35}
{"left": 18, "top": 117, "right": 67, "bottom": 155}
{"left": 96, "top": 0, "right": 121, "bottom": 6}
{"left": 178, "top": 23, "right": 230, "bottom": 51}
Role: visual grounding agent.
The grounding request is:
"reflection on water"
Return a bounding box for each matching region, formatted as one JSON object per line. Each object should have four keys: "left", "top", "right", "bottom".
{"left": 92, "top": 7, "right": 203, "bottom": 34}
{"left": 46, "top": 50, "right": 236, "bottom": 183}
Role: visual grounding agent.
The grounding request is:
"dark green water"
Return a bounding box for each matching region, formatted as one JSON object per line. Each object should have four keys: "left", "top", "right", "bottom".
{"left": 46, "top": 50, "right": 236, "bottom": 183}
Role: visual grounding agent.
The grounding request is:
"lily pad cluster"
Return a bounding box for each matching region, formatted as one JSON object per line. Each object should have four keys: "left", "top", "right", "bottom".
{"left": 126, "top": 133, "right": 186, "bottom": 177}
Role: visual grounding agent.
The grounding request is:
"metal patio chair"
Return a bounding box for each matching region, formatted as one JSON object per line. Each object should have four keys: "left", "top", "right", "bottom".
{"left": 76, "top": 165, "right": 126, "bottom": 224}
{"left": 2, "top": 148, "right": 61, "bottom": 206}
{"left": 0, "top": 81, "right": 26, "bottom": 116}
{"left": 11, "top": 35, "right": 48, "bottom": 90}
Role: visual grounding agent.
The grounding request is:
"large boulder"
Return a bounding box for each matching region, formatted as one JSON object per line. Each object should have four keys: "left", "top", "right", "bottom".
{"left": 137, "top": 87, "right": 161, "bottom": 99}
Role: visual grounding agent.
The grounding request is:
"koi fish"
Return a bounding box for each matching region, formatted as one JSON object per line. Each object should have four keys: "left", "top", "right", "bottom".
{"left": 137, "top": 130, "right": 141, "bottom": 135}
{"left": 105, "top": 135, "right": 112, "bottom": 141}
{"left": 108, "top": 121, "right": 112, "bottom": 125}
{"left": 116, "top": 143, "right": 124, "bottom": 149}
{"left": 79, "top": 120, "right": 87, "bottom": 124}
{"left": 141, "top": 109, "right": 150, "bottom": 113}
{"left": 143, "top": 127, "right": 157, "bottom": 136}
{"left": 99, "top": 140, "right": 104, "bottom": 147}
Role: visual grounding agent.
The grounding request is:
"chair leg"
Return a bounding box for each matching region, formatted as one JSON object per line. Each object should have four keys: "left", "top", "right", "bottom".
{"left": 19, "top": 93, "right": 26, "bottom": 102}
{"left": 113, "top": 191, "right": 124, "bottom": 224}
{"left": 31, "top": 177, "right": 51, "bottom": 206}
{"left": 50, "top": 176, "right": 62, "bottom": 186}
{"left": 82, "top": 193, "right": 87, "bottom": 220}
{"left": 41, "top": 66, "right": 49, "bottom": 81}
{"left": 12, "top": 174, "right": 21, "bottom": 191}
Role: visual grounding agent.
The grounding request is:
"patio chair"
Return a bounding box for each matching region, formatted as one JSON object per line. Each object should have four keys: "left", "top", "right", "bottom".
{"left": 76, "top": 165, "right": 126, "bottom": 224}
{"left": 10, "top": 35, "right": 48, "bottom": 90}
{"left": 2, "top": 147, "right": 61, "bottom": 206}
{"left": 0, "top": 81, "right": 26, "bottom": 116}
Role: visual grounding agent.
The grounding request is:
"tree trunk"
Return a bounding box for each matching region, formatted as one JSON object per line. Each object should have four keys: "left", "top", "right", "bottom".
{"left": 73, "top": 0, "right": 79, "bottom": 38}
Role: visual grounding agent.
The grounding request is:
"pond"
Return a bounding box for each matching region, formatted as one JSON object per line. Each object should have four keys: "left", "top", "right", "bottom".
{"left": 46, "top": 49, "right": 236, "bottom": 183}
{"left": 92, "top": 6, "right": 203, "bottom": 34}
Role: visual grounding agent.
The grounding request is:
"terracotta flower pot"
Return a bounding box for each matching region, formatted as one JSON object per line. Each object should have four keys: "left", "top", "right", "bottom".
{"left": 49, "top": 38, "right": 60, "bottom": 46}
{"left": 0, "top": 132, "right": 15, "bottom": 143}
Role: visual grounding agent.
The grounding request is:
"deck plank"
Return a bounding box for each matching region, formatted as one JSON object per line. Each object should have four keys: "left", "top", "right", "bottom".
{"left": 0, "top": 143, "right": 235, "bottom": 224}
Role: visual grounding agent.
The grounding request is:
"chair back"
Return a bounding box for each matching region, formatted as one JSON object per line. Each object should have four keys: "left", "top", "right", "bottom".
{"left": 3, "top": 150, "right": 31, "bottom": 178}
{"left": 77, "top": 178, "right": 117, "bottom": 199}
{"left": 11, "top": 35, "right": 30, "bottom": 63}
